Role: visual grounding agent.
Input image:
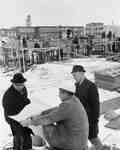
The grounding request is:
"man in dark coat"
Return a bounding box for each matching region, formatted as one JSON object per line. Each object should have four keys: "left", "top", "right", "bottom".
{"left": 71, "top": 65, "right": 103, "bottom": 150}
{"left": 2, "top": 73, "right": 33, "bottom": 150}
{"left": 21, "top": 83, "right": 89, "bottom": 150}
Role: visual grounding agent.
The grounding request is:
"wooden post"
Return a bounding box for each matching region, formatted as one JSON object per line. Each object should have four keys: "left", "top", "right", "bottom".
{"left": 58, "top": 48, "right": 61, "bottom": 61}
{"left": 22, "top": 48, "right": 26, "bottom": 72}
{"left": 17, "top": 37, "right": 22, "bottom": 72}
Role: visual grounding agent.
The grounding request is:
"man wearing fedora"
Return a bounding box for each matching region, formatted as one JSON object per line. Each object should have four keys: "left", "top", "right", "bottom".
{"left": 21, "top": 83, "right": 89, "bottom": 150}
{"left": 71, "top": 65, "right": 103, "bottom": 150}
{"left": 2, "top": 73, "right": 32, "bottom": 150}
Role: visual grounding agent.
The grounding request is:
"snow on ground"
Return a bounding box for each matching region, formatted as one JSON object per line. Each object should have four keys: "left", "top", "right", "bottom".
{"left": 1, "top": 57, "right": 120, "bottom": 148}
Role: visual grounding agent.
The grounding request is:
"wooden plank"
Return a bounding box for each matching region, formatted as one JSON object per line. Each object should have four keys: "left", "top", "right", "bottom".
{"left": 95, "top": 79, "right": 118, "bottom": 91}
{"left": 100, "top": 97, "right": 120, "bottom": 115}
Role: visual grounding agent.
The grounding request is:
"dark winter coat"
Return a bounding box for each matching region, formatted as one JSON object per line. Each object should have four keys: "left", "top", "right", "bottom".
{"left": 13, "top": 126, "right": 34, "bottom": 150}
{"left": 2, "top": 85, "right": 30, "bottom": 135}
{"left": 75, "top": 78, "right": 100, "bottom": 124}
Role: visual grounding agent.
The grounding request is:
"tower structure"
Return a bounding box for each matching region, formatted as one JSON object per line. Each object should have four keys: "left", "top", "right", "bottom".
{"left": 26, "top": 14, "right": 32, "bottom": 26}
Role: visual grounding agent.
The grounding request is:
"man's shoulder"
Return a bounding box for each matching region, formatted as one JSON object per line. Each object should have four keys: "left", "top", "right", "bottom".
{"left": 3, "top": 86, "right": 15, "bottom": 101}
{"left": 67, "top": 96, "right": 81, "bottom": 106}
{"left": 2, "top": 86, "right": 12, "bottom": 106}
{"left": 85, "top": 78, "right": 96, "bottom": 87}
{"left": 61, "top": 97, "right": 74, "bottom": 107}
{"left": 3, "top": 86, "right": 13, "bottom": 95}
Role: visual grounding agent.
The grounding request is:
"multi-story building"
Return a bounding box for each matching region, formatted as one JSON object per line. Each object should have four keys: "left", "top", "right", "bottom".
{"left": 86, "top": 22, "right": 104, "bottom": 38}
{"left": 72, "top": 26, "right": 85, "bottom": 37}
{"left": 85, "top": 22, "right": 105, "bottom": 53}
{"left": 0, "top": 25, "right": 85, "bottom": 40}
{"left": 0, "top": 28, "right": 17, "bottom": 39}
{"left": 0, "top": 25, "right": 85, "bottom": 50}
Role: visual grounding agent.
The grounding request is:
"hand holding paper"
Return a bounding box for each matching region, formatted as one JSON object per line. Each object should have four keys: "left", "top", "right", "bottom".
{"left": 20, "top": 117, "right": 32, "bottom": 126}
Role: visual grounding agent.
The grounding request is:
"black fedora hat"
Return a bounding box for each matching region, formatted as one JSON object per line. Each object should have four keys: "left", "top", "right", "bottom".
{"left": 11, "top": 73, "right": 27, "bottom": 83}
{"left": 71, "top": 65, "right": 86, "bottom": 73}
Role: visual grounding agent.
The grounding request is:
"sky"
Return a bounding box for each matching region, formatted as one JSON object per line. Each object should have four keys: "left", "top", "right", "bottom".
{"left": 0, "top": 0, "right": 120, "bottom": 28}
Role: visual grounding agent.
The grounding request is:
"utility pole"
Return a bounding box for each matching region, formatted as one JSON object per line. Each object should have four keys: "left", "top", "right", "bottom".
{"left": 17, "top": 35, "right": 21, "bottom": 72}
{"left": 1, "top": 41, "right": 6, "bottom": 67}
{"left": 17, "top": 35, "right": 27, "bottom": 72}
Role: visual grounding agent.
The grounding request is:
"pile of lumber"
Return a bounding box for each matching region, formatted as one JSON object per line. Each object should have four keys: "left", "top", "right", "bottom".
{"left": 106, "top": 53, "right": 120, "bottom": 62}
{"left": 95, "top": 66, "right": 120, "bottom": 91}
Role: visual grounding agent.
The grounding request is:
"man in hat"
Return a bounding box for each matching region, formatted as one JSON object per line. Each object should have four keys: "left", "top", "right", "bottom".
{"left": 2, "top": 73, "right": 32, "bottom": 150}
{"left": 22, "top": 83, "right": 89, "bottom": 150}
{"left": 71, "top": 65, "right": 103, "bottom": 150}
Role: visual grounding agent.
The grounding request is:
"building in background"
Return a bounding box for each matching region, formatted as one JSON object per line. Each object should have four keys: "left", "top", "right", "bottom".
{"left": 1, "top": 22, "right": 120, "bottom": 71}
{"left": 86, "top": 22, "right": 104, "bottom": 38}
{"left": 85, "top": 22, "right": 105, "bottom": 54}
{"left": 0, "top": 25, "right": 84, "bottom": 71}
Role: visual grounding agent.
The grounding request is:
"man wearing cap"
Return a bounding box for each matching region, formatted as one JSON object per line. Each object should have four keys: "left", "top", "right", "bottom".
{"left": 2, "top": 73, "right": 32, "bottom": 150}
{"left": 22, "top": 84, "right": 89, "bottom": 150}
{"left": 71, "top": 65, "right": 103, "bottom": 150}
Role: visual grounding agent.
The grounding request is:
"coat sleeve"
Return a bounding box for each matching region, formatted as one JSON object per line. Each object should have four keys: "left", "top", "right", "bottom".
{"left": 2, "top": 88, "right": 31, "bottom": 116}
{"left": 88, "top": 83, "right": 100, "bottom": 123}
{"left": 41, "top": 107, "right": 58, "bottom": 115}
{"left": 31, "top": 102, "right": 70, "bottom": 125}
